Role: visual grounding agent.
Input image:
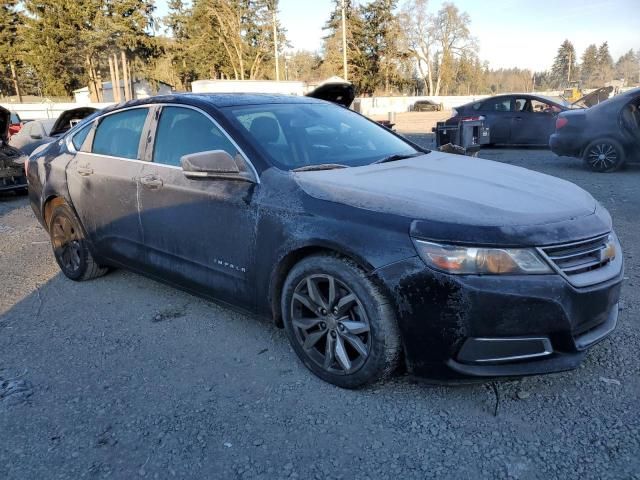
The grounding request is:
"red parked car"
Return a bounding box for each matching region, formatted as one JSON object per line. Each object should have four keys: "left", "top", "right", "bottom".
{"left": 8, "top": 111, "right": 22, "bottom": 137}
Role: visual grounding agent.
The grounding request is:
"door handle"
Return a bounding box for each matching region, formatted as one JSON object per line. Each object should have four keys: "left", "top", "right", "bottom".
{"left": 76, "top": 166, "right": 93, "bottom": 176}
{"left": 140, "top": 176, "right": 163, "bottom": 190}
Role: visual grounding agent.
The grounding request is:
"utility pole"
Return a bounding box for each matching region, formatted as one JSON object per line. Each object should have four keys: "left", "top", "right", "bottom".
{"left": 272, "top": 5, "right": 280, "bottom": 81}
{"left": 341, "top": 0, "right": 348, "bottom": 80}
{"left": 567, "top": 49, "right": 572, "bottom": 84}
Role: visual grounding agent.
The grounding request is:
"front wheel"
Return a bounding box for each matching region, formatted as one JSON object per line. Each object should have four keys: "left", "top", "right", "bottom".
{"left": 48, "top": 203, "right": 109, "bottom": 281}
{"left": 583, "top": 139, "right": 626, "bottom": 172}
{"left": 281, "top": 255, "right": 401, "bottom": 388}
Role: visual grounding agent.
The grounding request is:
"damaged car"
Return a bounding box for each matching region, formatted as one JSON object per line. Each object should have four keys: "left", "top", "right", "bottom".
{"left": 9, "top": 107, "right": 97, "bottom": 156}
{"left": 26, "top": 94, "right": 623, "bottom": 388}
{"left": 550, "top": 87, "right": 640, "bottom": 172}
{"left": 446, "top": 94, "right": 567, "bottom": 146}
{"left": 0, "top": 105, "right": 28, "bottom": 193}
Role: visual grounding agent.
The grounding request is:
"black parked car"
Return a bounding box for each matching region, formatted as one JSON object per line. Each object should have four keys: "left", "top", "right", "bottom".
{"left": 9, "top": 107, "right": 97, "bottom": 156}
{"left": 0, "top": 105, "right": 28, "bottom": 193}
{"left": 447, "top": 94, "right": 567, "bottom": 146}
{"left": 413, "top": 99, "right": 442, "bottom": 112}
{"left": 550, "top": 87, "right": 640, "bottom": 172}
{"left": 27, "top": 94, "right": 623, "bottom": 387}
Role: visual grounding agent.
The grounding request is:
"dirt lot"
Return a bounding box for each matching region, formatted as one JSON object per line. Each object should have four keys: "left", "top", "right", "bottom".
{"left": 1, "top": 142, "right": 639, "bottom": 479}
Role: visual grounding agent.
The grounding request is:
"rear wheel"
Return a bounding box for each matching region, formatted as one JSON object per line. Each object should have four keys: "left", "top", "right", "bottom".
{"left": 281, "top": 254, "right": 401, "bottom": 388}
{"left": 583, "top": 139, "right": 626, "bottom": 172}
{"left": 48, "top": 203, "right": 108, "bottom": 281}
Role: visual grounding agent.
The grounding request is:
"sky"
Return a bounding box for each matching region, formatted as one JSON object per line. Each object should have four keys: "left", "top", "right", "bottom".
{"left": 154, "top": 0, "right": 639, "bottom": 72}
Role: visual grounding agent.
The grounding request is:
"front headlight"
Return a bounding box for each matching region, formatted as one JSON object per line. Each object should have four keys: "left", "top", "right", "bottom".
{"left": 413, "top": 239, "right": 553, "bottom": 275}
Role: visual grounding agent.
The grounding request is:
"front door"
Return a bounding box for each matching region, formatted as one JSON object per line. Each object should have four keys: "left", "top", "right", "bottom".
{"left": 66, "top": 107, "right": 151, "bottom": 268}
{"left": 510, "top": 97, "right": 558, "bottom": 145}
{"left": 137, "top": 105, "right": 259, "bottom": 306}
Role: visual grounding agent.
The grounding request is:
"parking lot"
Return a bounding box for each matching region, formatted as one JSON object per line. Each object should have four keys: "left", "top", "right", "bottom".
{"left": 1, "top": 141, "right": 639, "bottom": 479}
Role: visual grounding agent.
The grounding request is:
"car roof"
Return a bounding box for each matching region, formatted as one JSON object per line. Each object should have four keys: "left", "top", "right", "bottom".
{"left": 110, "top": 93, "right": 327, "bottom": 111}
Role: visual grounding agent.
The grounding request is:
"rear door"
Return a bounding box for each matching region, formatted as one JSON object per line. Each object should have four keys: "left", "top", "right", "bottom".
{"left": 136, "top": 105, "right": 259, "bottom": 306}
{"left": 479, "top": 96, "right": 513, "bottom": 144}
{"left": 66, "top": 106, "right": 152, "bottom": 268}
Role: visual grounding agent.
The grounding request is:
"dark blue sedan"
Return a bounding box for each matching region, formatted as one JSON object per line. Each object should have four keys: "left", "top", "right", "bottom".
{"left": 446, "top": 94, "right": 567, "bottom": 146}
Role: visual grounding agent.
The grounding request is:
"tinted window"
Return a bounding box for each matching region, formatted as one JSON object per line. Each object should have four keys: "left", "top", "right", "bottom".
{"left": 92, "top": 108, "right": 148, "bottom": 159}
{"left": 481, "top": 98, "right": 512, "bottom": 112}
{"left": 153, "top": 106, "right": 239, "bottom": 167}
{"left": 72, "top": 123, "right": 92, "bottom": 150}
{"left": 223, "top": 103, "right": 417, "bottom": 170}
{"left": 10, "top": 112, "right": 20, "bottom": 124}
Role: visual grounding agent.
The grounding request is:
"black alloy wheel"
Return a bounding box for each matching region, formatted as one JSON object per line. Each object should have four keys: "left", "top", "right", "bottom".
{"left": 48, "top": 203, "right": 108, "bottom": 281}
{"left": 282, "top": 255, "right": 400, "bottom": 388}
{"left": 584, "top": 139, "right": 626, "bottom": 172}
{"left": 291, "top": 274, "right": 371, "bottom": 375}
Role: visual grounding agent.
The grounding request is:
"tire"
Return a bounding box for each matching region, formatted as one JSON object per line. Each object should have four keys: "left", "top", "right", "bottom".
{"left": 281, "top": 254, "right": 401, "bottom": 388}
{"left": 583, "top": 138, "right": 626, "bottom": 172}
{"left": 48, "top": 203, "right": 109, "bottom": 281}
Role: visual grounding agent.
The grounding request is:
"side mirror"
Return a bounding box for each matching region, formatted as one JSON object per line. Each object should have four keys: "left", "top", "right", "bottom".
{"left": 180, "top": 150, "right": 255, "bottom": 182}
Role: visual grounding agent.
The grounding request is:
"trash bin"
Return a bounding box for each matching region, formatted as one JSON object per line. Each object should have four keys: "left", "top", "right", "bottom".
{"left": 433, "top": 119, "right": 490, "bottom": 156}
{"left": 434, "top": 122, "right": 460, "bottom": 147}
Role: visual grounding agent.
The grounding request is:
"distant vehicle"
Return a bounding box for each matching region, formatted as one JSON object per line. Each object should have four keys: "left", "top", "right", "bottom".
{"left": 9, "top": 107, "right": 97, "bottom": 156}
{"left": 446, "top": 94, "right": 567, "bottom": 146}
{"left": 8, "top": 111, "right": 22, "bottom": 137}
{"left": 0, "top": 106, "right": 27, "bottom": 193}
{"left": 27, "top": 93, "right": 622, "bottom": 388}
{"left": 412, "top": 99, "right": 442, "bottom": 112}
{"left": 550, "top": 87, "right": 640, "bottom": 172}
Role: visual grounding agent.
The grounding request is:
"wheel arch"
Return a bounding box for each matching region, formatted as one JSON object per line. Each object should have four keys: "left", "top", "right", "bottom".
{"left": 268, "top": 242, "right": 376, "bottom": 327}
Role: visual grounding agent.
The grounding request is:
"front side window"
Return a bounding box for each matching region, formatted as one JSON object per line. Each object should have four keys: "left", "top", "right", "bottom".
{"left": 92, "top": 108, "right": 149, "bottom": 159}
{"left": 72, "top": 123, "right": 92, "bottom": 151}
{"left": 223, "top": 103, "right": 417, "bottom": 170}
{"left": 153, "top": 106, "right": 240, "bottom": 167}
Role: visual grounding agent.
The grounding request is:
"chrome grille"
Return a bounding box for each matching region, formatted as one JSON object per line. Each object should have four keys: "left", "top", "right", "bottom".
{"left": 540, "top": 234, "right": 613, "bottom": 277}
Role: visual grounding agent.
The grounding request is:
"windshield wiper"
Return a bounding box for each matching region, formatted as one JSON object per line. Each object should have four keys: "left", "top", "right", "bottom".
{"left": 292, "top": 163, "right": 349, "bottom": 172}
{"left": 373, "top": 152, "right": 423, "bottom": 164}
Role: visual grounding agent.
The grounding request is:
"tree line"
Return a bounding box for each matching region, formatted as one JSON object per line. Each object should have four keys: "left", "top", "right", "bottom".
{"left": 0, "top": 0, "right": 638, "bottom": 100}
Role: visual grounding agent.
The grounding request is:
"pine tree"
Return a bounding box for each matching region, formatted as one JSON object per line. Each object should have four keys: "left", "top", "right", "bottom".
{"left": 580, "top": 44, "right": 598, "bottom": 88}
{"left": 550, "top": 39, "right": 577, "bottom": 88}
{"left": 0, "top": 0, "right": 22, "bottom": 98}
{"left": 595, "top": 41, "right": 614, "bottom": 85}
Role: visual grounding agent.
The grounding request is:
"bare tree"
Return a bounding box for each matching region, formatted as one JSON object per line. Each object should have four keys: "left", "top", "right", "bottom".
{"left": 398, "top": 0, "right": 435, "bottom": 95}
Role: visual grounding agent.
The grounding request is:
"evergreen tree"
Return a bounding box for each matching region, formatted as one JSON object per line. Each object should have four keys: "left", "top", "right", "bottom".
{"left": 580, "top": 44, "right": 598, "bottom": 88}
{"left": 550, "top": 39, "right": 577, "bottom": 88}
{"left": 595, "top": 41, "right": 614, "bottom": 85}
{"left": 0, "top": 0, "right": 22, "bottom": 97}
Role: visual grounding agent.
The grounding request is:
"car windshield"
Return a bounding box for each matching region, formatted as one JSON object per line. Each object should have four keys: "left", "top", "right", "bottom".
{"left": 223, "top": 103, "right": 419, "bottom": 170}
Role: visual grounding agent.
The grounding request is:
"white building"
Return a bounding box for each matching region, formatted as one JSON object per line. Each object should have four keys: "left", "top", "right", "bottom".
{"left": 191, "top": 79, "right": 307, "bottom": 96}
{"left": 73, "top": 80, "right": 173, "bottom": 103}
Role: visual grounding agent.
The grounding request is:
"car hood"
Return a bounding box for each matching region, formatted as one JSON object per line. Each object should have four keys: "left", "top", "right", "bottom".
{"left": 305, "top": 77, "right": 355, "bottom": 107}
{"left": 294, "top": 152, "right": 611, "bottom": 246}
{"left": 50, "top": 107, "right": 98, "bottom": 137}
{"left": 0, "top": 105, "right": 9, "bottom": 142}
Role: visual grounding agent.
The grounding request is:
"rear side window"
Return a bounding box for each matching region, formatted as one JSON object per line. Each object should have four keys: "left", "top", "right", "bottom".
{"left": 92, "top": 108, "right": 149, "bottom": 159}
{"left": 153, "top": 106, "right": 239, "bottom": 167}
{"left": 481, "top": 98, "right": 512, "bottom": 112}
{"left": 72, "top": 123, "right": 92, "bottom": 150}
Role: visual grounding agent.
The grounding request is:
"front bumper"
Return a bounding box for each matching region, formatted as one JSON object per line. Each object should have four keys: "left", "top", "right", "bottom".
{"left": 374, "top": 255, "right": 623, "bottom": 380}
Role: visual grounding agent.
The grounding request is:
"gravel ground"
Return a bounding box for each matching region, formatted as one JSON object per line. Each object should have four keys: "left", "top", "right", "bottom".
{"left": 1, "top": 141, "right": 638, "bottom": 479}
